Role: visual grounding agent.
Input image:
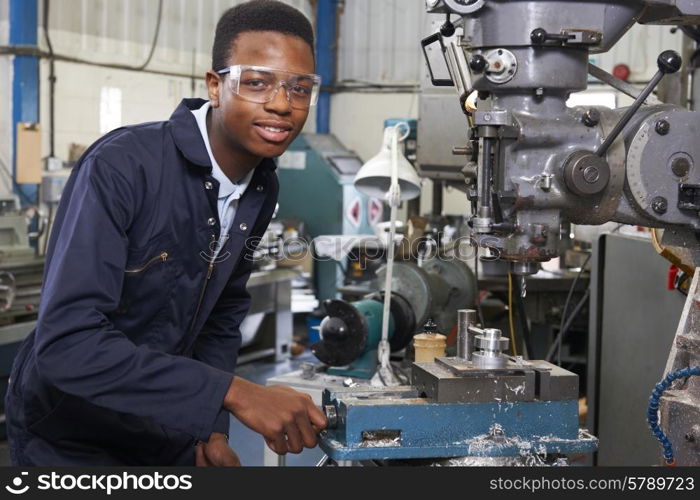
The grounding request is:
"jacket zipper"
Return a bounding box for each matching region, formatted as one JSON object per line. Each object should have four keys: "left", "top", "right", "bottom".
{"left": 125, "top": 251, "right": 168, "bottom": 274}
{"left": 188, "top": 235, "right": 217, "bottom": 334}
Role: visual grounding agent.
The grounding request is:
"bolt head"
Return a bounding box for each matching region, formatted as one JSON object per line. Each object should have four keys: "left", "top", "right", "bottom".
{"left": 656, "top": 120, "right": 670, "bottom": 135}
{"left": 583, "top": 109, "right": 601, "bottom": 127}
{"left": 651, "top": 196, "right": 668, "bottom": 214}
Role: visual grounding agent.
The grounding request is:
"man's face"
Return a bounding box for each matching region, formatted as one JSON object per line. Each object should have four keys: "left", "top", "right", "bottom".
{"left": 208, "top": 31, "right": 315, "bottom": 159}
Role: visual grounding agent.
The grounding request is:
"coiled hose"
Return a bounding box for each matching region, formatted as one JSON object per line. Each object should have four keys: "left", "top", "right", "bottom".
{"left": 647, "top": 366, "right": 700, "bottom": 465}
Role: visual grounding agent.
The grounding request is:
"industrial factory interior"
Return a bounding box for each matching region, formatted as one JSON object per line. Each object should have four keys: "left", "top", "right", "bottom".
{"left": 0, "top": 0, "right": 699, "bottom": 469}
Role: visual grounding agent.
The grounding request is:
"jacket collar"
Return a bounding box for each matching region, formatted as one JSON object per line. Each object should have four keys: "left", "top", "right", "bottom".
{"left": 170, "top": 98, "right": 277, "bottom": 173}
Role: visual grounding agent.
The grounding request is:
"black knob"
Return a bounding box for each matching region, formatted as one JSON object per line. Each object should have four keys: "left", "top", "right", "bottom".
{"left": 530, "top": 28, "right": 548, "bottom": 45}
{"left": 440, "top": 20, "right": 456, "bottom": 37}
{"left": 658, "top": 50, "right": 682, "bottom": 74}
{"left": 469, "top": 54, "right": 488, "bottom": 73}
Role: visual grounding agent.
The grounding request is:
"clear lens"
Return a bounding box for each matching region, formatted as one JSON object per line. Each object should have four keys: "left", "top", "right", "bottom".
{"left": 227, "top": 66, "right": 320, "bottom": 109}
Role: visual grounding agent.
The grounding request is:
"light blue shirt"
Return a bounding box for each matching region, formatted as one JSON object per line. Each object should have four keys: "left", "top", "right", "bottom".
{"left": 191, "top": 102, "right": 255, "bottom": 252}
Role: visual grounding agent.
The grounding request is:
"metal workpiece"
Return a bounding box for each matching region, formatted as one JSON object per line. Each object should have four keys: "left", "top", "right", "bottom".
{"left": 413, "top": 359, "right": 536, "bottom": 403}
{"left": 456, "top": 309, "right": 476, "bottom": 360}
{"left": 472, "top": 328, "right": 510, "bottom": 369}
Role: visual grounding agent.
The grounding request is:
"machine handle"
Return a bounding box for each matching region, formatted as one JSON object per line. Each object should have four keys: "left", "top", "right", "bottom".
{"left": 595, "top": 50, "right": 682, "bottom": 157}
{"left": 530, "top": 27, "right": 574, "bottom": 45}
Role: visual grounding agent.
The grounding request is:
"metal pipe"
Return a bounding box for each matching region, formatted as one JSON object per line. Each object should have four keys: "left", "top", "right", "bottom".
{"left": 315, "top": 0, "right": 339, "bottom": 134}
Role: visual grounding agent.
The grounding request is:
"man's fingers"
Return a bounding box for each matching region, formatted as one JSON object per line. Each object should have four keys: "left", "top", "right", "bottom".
{"left": 284, "top": 422, "right": 304, "bottom": 454}
{"left": 295, "top": 412, "right": 318, "bottom": 448}
{"left": 228, "top": 449, "right": 242, "bottom": 467}
{"left": 307, "top": 402, "right": 329, "bottom": 430}
{"left": 218, "top": 448, "right": 242, "bottom": 467}
{"left": 265, "top": 436, "right": 288, "bottom": 455}
{"left": 195, "top": 444, "right": 210, "bottom": 467}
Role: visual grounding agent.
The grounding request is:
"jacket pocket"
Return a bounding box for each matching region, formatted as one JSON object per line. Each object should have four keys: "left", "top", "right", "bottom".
{"left": 112, "top": 247, "right": 176, "bottom": 346}
{"left": 125, "top": 251, "right": 169, "bottom": 274}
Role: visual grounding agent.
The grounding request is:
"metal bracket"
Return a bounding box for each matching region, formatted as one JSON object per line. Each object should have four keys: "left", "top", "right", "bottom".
{"left": 678, "top": 183, "right": 700, "bottom": 212}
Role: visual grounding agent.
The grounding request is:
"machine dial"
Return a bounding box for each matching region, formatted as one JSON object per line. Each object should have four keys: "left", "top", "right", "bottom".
{"left": 444, "top": 0, "right": 486, "bottom": 14}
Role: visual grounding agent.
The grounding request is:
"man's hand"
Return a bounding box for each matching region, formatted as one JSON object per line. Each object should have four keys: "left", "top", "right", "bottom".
{"left": 195, "top": 433, "right": 241, "bottom": 466}
{"left": 224, "top": 377, "right": 328, "bottom": 455}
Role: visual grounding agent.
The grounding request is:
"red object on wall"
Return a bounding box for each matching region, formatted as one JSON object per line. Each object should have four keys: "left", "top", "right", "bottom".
{"left": 613, "top": 63, "right": 631, "bottom": 82}
{"left": 668, "top": 265, "right": 679, "bottom": 290}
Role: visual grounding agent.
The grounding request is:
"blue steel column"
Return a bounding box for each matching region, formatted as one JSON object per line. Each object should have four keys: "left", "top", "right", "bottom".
{"left": 10, "top": 0, "right": 39, "bottom": 205}
{"left": 315, "top": 0, "right": 338, "bottom": 134}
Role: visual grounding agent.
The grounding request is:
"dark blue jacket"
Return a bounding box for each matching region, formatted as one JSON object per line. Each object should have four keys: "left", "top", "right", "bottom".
{"left": 5, "top": 98, "right": 279, "bottom": 465}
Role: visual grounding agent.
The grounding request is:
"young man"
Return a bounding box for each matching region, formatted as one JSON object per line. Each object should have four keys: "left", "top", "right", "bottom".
{"left": 5, "top": 0, "right": 327, "bottom": 466}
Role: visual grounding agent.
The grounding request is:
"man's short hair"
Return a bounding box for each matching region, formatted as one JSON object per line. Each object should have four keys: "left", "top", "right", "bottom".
{"left": 212, "top": 0, "right": 315, "bottom": 71}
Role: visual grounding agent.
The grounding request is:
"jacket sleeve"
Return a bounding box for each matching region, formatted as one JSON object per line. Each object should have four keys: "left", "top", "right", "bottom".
{"left": 35, "top": 154, "right": 232, "bottom": 442}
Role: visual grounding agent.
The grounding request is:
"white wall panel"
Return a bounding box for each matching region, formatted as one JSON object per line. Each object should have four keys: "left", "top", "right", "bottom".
{"left": 32, "top": 0, "right": 312, "bottom": 160}
{"left": 338, "top": 0, "right": 425, "bottom": 84}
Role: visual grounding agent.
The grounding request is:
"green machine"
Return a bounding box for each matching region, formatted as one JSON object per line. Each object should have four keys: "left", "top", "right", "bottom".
{"left": 276, "top": 134, "right": 377, "bottom": 300}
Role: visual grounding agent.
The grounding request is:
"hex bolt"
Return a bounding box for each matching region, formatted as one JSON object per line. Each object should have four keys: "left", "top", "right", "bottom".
{"left": 671, "top": 157, "right": 691, "bottom": 177}
{"left": 656, "top": 119, "right": 670, "bottom": 135}
{"left": 582, "top": 108, "right": 600, "bottom": 127}
{"left": 651, "top": 196, "right": 668, "bottom": 214}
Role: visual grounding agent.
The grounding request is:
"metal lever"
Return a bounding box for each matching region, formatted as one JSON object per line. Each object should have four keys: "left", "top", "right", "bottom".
{"left": 596, "top": 50, "right": 682, "bottom": 157}
{"left": 530, "top": 28, "right": 574, "bottom": 45}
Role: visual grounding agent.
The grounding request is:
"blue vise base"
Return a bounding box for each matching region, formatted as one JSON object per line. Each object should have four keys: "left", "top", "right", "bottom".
{"left": 319, "top": 358, "right": 598, "bottom": 461}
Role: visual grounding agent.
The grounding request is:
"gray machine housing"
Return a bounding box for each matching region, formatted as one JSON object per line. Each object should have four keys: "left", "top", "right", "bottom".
{"left": 421, "top": 0, "right": 700, "bottom": 465}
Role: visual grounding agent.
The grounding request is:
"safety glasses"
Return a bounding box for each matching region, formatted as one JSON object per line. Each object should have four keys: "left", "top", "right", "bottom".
{"left": 217, "top": 65, "right": 321, "bottom": 110}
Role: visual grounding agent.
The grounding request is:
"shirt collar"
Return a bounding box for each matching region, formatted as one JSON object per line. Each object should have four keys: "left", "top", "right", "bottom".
{"left": 191, "top": 101, "right": 258, "bottom": 201}
{"left": 169, "top": 98, "right": 279, "bottom": 174}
